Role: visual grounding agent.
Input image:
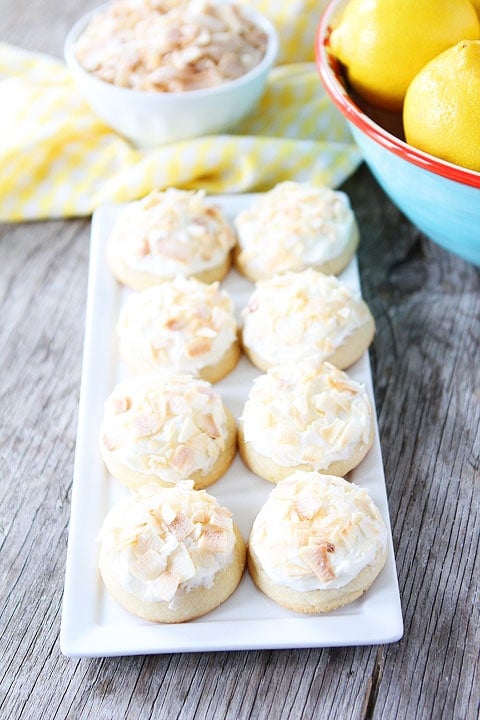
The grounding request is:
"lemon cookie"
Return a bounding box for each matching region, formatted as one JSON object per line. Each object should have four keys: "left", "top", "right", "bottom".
{"left": 241, "top": 268, "right": 375, "bottom": 371}
{"left": 234, "top": 182, "right": 359, "bottom": 281}
{"left": 99, "top": 483, "right": 246, "bottom": 623}
{"left": 238, "top": 359, "right": 374, "bottom": 483}
{"left": 248, "top": 472, "right": 387, "bottom": 614}
{"left": 107, "top": 188, "right": 236, "bottom": 290}
{"left": 100, "top": 372, "right": 237, "bottom": 490}
{"left": 117, "top": 275, "right": 240, "bottom": 382}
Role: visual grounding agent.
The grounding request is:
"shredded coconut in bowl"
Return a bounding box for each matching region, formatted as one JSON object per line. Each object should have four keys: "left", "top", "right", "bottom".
{"left": 74, "top": 0, "right": 269, "bottom": 92}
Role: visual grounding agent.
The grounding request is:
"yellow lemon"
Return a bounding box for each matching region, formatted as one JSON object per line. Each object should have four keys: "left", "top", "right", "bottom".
{"left": 403, "top": 40, "right": 480, "bottom": 172}
{"left": 470, "top": 0, "right": 480, "bottom": 17}
{"left": 329, "top": 0, "right": 480, "bottom": 111}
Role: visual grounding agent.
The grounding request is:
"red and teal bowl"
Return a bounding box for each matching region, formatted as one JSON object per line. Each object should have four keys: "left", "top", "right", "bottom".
{"left": 315, "top": 0, "right": 480, "bottom": 266}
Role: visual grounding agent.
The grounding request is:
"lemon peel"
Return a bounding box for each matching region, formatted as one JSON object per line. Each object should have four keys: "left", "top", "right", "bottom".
{"left": 329, "top": 0, "right": 480, "bottom": 111}
{"left": 403, "top": 40, "right": 480, "bottom": 172}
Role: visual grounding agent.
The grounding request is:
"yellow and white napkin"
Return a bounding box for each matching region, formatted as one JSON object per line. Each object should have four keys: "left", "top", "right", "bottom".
{"left": 0, "top": 1, "right": 361, "bottom": 222}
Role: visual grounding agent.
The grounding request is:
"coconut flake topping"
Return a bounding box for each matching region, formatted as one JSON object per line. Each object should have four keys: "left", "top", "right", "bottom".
{"left": 249, "top": 471, "right": 387, "bottom": 591}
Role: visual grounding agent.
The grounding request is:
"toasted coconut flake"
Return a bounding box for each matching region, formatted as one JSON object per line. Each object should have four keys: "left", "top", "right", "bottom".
{"left": 198, "top": 412, "right": 221, "bottom": 439}
{"left": 151, "top": 236, "right": 190, "bottom": 262}
{"left": 130, "top": 548, "right": 165, "bottom": 581}
{"left": 150, "top": 342, "right": 168, "bottom": 362}
{"left": 299, "top": 541, "right": 336, "bottom": 582}
{"left": 210, "top": 507, "right": 233, "bottom": 528}
{"left": 167, "top": 512, "right": 195, "bottom": 540}
{"left": 199, "top": 528, "right": 229, "bottom": 553}
{"left": 165, "top": 316, "right": 186, "bottom": 331}
{"left": 115, "top": 525, "right": 145, "bottom": 549}
{"left": 111, "top": 395, "right": 131, "bottom": 414}
{"left": 294, "top": 526, "right": 310, "bottom": 546}
{"left": 186, "top": 336, "right": 213, "bottom": 358}
{"left": 191, "top": 503, "right": 210, "bottom": 523}
{"left": 134, "top": 237, "right": 151, "bottom": 258}
{"left": 291, "top": 406, "right": 309, "bottom": 430}
{"left": 168, "top": 544, "right": 196, "bottom": 582}
{"left": 159, "top": 502, "right": 177, "bottom": 525}
{"left": 294, "top": 493, "right": 319, "bottom": 520}
{"left": 283, "top": 561, "right": 312, "bottom": 577}
{"left": 152, "top": 571, "right": 180, "bottom": 602}
{"left": 101, "top": 430, "right": 120, "bottom": 452}
{"left": 328, "top": 375, "right": 357, "bottom": 394}
{"left": 131, "top": 411, "right": 161, "bottom": 438}
{"left": 278, "top": 426, "right": 299, "bottom": 445}
{"left": 167, "top": 393, "right": 189, "bottom": 415}
{"left": 195, "top": 326, "right": 217, "bottom": 338}
{"left": 169, "top": 444, "right": 196, "bottom": 475}
{"left": 301, "top": 447, "right": 325, "bottom": 465}
{"left": 178, "top": 416, "right": 199, "bottom": 443}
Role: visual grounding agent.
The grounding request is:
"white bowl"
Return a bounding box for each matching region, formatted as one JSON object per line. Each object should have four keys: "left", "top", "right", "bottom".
{"left": 64, "top": 2, "right": 279, "bottom": 147}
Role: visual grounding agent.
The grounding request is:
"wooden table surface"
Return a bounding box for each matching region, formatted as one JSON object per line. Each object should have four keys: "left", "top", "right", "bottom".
{"left": 2, "top": 2, "right": 479, "bottom": 719}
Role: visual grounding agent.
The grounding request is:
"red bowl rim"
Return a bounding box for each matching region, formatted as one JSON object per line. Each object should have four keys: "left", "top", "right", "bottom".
{"left": 314, "top": 3, "right": 480, "bottom": 190}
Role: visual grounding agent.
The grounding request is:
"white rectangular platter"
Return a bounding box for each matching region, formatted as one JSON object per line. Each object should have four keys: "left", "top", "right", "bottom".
{"left": 61, "top": 193, "right": 403, "bottom": 657}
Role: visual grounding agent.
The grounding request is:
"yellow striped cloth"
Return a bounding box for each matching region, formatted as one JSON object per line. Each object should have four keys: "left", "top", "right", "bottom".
{"left": 0, "top": 1, "right": 361, "bottom": 222}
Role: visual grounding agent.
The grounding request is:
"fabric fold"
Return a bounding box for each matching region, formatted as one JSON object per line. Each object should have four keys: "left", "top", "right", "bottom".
{"left": 0, "top": 6, "right": 361, "bottom": 222}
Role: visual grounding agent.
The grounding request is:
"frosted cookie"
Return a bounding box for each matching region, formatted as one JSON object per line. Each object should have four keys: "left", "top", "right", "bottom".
{"left": 98, "top": 483, "right": 246, "bottom": 623}
{"left": 117, "top": 275, "right": 240, "bottom": 382}
{"left": 241, "top": 268, "right": 375, "bottom": 371}
{"left": 248, "top": 472, "right": 387, "bottom": 614}
{"left": 100, "top": 372, "right": 237, "bottom": 490}
{"left": 234, "top": 182, "right": 359, "bottom": 281}
{"left": 107, "top": 188, "right": 236, "bottom": 290}
{"left": 239, "top": 359, "right": 374, "bottom": 483}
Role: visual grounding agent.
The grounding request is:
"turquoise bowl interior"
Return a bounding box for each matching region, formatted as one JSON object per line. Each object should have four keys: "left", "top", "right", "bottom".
{"left": 315, "top": 0, "right": 480, "bottom": 266}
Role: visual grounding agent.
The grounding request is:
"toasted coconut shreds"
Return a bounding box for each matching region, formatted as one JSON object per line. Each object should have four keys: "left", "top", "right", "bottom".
{"left": 278, "top": 427, "right": 299, "bottom": 445}
{"left": 168, "top": 543, "right": 196, "bottom": 582}
{"left": 199, "top": 528, "right": 229, "bottom": 553}
{"left": 74, "top": 0, "right": 268, "bottom": 92}
{"left": 167, "top": 512, "right": 195, "bottom": 540}
{"left": 299, "top": 541, "right": 336, "bottom": 582}
{"left": 160, "top": 501, "right": 178, "bottom": 524}
{"left": 130, "top": 548, "right": 166, "bottom": 580}
{"left": 151, "top": 571, "right": 180, "bottom": 601}
{"left": 198, "top": 412, "right": 221, "bottom": 439}
{"left": 186, "top": 336, "right": 213, "bottom": 358}
{"left": 131, "top": 411, "right": 161, "bottom": 438}
{"left": 169, "top": 444, "right": 196, "bottom": 475}
{"left": 165, "top": 317, "right": 186, "bottom": 331}
{"left": 301, "top": 447, "right": 326, "bottom": 465}
{"left": 150, "top": 236, "right": 191, "bottom": 262}
{"left": 101, "top": 430, "right": 120, "bottom": 451}
{"left": 191, "top": 503, "right": 210, "bottom": 523}
{"left": 111, "top": 395, "right": 131, "bottom": 414}
{"left": 294, "top": 493, "right": 319, "bottom": 521}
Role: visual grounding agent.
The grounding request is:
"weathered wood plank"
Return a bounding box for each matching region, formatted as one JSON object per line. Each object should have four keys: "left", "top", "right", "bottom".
{"left": 346, "top": 167, "right": 480, "bottom": 720}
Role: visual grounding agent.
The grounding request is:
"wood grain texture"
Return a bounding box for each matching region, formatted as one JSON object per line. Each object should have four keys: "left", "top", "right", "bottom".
{"left": 347, "top": 167, "right": 480, "bottom": 720}
{"left": 1, "top": 2, "right": 479, "bottom": 718}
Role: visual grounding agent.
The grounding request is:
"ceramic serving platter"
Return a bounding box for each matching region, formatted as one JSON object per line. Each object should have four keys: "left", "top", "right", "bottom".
{"left": 60, "top": 193, "right": 403, "bottom": 657}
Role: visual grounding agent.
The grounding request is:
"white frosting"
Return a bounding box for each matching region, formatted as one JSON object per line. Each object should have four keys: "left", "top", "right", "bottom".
{"left": 108, "top": 188, "right": 236, "bottom": 280}
{"left": 249, "top": 472, "right": 387, "bottom": 591}
{"left": 100, "top": 372, "right": 230, "bottom": 483}
{"left": 99, "top": 483, "right": 236, "bottom": 606}
{"left": 241, "top": 359, "right": 372, "bottom": 469}
{"left": 241, "top": 268, "right": 372, "bottom": 365}
{"left": 235, "top": 182, "right": 357, "bottom": 277}
{"left": 117, "top": 275, "right": 238, "bottom": 374}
